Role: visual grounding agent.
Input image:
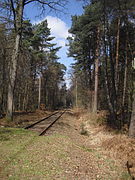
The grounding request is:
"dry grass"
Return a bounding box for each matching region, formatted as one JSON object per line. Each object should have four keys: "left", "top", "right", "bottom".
{"left": 78, "top": 110, "right": 108, "bottom": 136}
{"left": 102, "top": 135, "right": 135, "bottom": 178}
{"left": 76, "top": 110, "right": 135, "bottom": 179}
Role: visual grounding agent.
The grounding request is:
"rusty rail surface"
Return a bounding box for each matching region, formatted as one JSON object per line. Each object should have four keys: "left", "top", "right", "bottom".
{"left": 25, "top": 110, "right": 66, "bottom": 136}
{"left": 25, "top": 111, "right": 59, "bottom": 129}
{"left": 39, "top": 110, "right": 65, "bottom": 136}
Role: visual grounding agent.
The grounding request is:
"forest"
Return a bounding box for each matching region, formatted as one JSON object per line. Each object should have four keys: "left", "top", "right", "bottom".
{"left": 67, "top": 0, "right": 135, "bottom": 136}
{"left": 0, "top": 0, "right": 135, "bottom": 136}
{"left": 0, "top": 0, "right": 135, "bottom": 179}
{"left": 0, "top": 0, "right": 69, "bottom": 117}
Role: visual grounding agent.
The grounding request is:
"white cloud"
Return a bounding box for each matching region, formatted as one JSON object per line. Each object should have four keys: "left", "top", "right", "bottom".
{"left": 46, "top": 16, "right": 69, "bottom": 39}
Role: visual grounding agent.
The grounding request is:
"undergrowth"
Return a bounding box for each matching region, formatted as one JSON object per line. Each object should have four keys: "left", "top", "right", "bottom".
{"left": 80, "top": 111, "right": 108, "bottom": 135}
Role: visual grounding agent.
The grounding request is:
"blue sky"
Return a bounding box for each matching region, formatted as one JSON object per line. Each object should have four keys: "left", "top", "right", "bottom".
{"left": 24, "top": 0, "right": 84, "bottom": 68}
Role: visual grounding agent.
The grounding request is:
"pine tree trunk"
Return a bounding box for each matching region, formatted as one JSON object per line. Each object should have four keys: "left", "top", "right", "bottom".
{"left": 93, "top": 27, "right": 100, "bottom": 112}
{"left": 18, "top": 93, "right": 21, "bottom": 111}
{"left": 38, "top": 77, "right": 41, "bottom": 109}
{"left": 6, "top": 0, "right": 24, "bottom": 121}
{"left": 122, "top": 37, "right": 128, "bottom": 107}
{"left": 75, "top": 78, "right": 78, "bottom": 108}
{"left": 103, "top": 19, "right": 117, "bottom": 125}
{"left": 1, "top": 48, "right": 6, "bottom": 113}
{"left": 108, "top": 36, "right": 117, "bottom": 113}
{"left": 6, "top": 34, "right": 20, "bottom": 121}
{"left": 129, "top": 81, "right": 135, "bottom": 137}
{"left": 115, "top": 17, "right": 120, "bottom": 93}
{"left": 22, "top": 83, "right": 28, "bottom": 111}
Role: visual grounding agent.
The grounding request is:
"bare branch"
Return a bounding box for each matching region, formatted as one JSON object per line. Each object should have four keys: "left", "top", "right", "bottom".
{"left": 24, "top": 0, "right": 68, "bottom": 12}
{"left": 24, "top": 0, "right": 37, "bottom": 5}
{"left": 10, "top": 0, "right": 16, "bottom": 29}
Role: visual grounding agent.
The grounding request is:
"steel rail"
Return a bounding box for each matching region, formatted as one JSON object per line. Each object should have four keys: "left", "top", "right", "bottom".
{"left": 39, "top": 110, "right": 66, "bottom": 136}
{"left": 25, "top": 111, "right": 59, "bottom": 129}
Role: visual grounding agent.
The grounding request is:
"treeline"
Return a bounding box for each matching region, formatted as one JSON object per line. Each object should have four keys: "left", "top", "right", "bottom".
{"left": 68, "top": 0, "right": 135, "bottom": 134}
{"left": 0, "top": 20, "right": 67, "bottom": 114}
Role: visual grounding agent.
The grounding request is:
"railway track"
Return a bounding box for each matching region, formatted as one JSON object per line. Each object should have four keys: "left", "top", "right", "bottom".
{"left": 25, "top": 110, "right": 66, "bottom": 136}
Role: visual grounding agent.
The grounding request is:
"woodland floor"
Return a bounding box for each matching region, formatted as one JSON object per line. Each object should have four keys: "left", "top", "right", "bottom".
{"left": 0, "top": 109, "right": 135, "bottom": 179}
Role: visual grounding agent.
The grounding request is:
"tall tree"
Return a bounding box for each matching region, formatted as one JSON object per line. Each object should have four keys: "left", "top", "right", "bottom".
{"left": 0, "top": 0, "right": 67, "bottom": 120}
{"left": 93, "top": 27, "right": 100, "bottom": 112}
{"left": 129, "top": 58, "right": 135, "bottom": 137}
